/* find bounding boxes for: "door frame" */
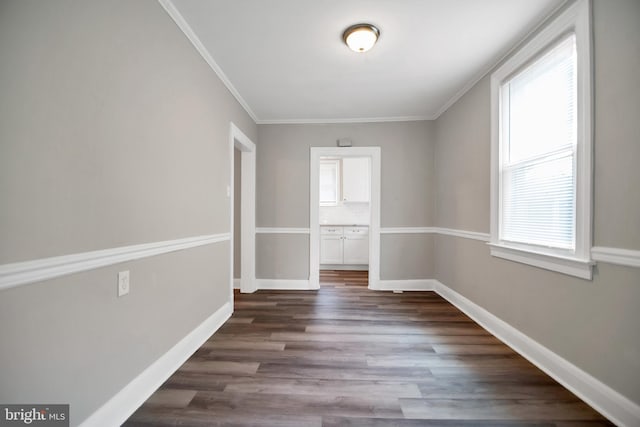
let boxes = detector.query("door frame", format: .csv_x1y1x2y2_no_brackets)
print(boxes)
309,147,381,290
229,123,256,297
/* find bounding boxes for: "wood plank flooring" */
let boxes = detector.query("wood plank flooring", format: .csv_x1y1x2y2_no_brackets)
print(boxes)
124,270,612,426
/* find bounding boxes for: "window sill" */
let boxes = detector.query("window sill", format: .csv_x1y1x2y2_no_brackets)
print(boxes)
488,242,594,280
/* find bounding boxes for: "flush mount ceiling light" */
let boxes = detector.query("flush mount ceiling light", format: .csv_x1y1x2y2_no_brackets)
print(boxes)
342,23,380,53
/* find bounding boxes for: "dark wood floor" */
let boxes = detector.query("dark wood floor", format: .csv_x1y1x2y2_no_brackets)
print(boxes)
124,270,611,426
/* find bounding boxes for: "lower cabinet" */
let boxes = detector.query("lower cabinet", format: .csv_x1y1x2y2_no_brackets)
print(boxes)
320,226,369,265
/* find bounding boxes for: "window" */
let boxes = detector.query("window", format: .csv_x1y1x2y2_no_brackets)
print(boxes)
319,159,340,206
490,0,592,279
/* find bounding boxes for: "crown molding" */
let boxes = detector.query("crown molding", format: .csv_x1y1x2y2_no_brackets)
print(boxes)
159,0,569,125
432,0,570,120
256,115,434,125
158,0,258,122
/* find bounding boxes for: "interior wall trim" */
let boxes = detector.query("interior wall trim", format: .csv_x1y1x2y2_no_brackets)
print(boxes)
157,0,258,122
380,226,490,242
79,301,232,427
431,0,568,119
591,246,640,268
434,280,640,427
382,227,639,269
0,233,230,291
380,227,436,234
434,227,491,242
256,227,311,234
256,116,434,125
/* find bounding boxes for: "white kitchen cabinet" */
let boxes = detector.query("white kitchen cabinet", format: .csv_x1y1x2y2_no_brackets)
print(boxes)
342,157,370,203
343,227,369,264
320,227,344,264
320,226,368,266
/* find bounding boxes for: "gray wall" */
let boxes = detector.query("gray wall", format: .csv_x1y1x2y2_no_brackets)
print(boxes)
0,0,256,424
256,121,436,280
433,0,640,405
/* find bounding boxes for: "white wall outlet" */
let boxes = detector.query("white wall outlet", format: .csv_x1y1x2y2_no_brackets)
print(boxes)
226,185,231,197
117,270,130,297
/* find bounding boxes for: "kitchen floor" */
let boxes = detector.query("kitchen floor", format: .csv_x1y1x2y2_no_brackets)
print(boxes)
124,271,611,426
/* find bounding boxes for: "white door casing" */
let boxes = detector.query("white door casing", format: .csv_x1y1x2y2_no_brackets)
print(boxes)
310,147,381,290
229,123,256,296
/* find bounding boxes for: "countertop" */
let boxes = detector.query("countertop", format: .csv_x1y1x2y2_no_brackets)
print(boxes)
320,224,369,227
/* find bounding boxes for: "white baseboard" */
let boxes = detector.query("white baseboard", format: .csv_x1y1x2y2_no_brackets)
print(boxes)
433,280,640,427
256,279,318,290
79,301,232,427
373,279,437,291
320,265,368,271
233,278,240,289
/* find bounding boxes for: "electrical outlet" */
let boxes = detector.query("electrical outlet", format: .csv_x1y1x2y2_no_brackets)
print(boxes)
118,270,130,297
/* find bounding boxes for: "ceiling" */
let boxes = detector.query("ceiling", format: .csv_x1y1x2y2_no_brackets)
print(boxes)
166,0,565,123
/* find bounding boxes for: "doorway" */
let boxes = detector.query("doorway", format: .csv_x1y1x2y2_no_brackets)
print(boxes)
310,147,381,290
229,123,256,298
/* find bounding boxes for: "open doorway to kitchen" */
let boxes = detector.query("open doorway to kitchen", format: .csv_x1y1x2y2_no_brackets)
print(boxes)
310,147,381,290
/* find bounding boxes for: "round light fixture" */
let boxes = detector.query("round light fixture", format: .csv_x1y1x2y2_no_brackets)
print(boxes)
342,23,380,53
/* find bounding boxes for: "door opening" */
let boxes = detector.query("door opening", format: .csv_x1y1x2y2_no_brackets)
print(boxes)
310,147,381,290
229,123,256,299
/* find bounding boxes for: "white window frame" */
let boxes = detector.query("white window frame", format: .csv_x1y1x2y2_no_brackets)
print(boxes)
319,158,341,206
489,0,593,279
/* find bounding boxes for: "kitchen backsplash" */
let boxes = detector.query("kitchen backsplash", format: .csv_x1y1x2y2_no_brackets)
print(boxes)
320,202,370,225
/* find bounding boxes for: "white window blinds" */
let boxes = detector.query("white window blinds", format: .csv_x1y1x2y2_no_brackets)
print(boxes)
500,34,578,251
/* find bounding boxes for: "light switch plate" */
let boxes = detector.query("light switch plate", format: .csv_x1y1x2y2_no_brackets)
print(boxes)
118,270,130,297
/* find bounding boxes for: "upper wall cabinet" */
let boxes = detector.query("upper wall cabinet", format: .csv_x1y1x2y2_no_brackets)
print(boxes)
342,157,370,203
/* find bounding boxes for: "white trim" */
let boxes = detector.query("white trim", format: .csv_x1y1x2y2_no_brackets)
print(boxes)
157,0,567,126
79,301,232,427
256,227,311,234
310,147,381,291
0,233,229,291
157,0,258,122
320,265,368,271
592,247,640,268
229,122,257,295
233,278,240,289
380,227,435,234
434,227,490,242
379,226,490,242
373,279,437,291
434,280,640,427
256,279,317,291
490,0,593,279
426,229,639,269
431,1,569,120
489,243,593,279
256,115,433,125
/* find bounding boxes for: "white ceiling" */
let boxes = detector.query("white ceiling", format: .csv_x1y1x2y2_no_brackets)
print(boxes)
166,0,565,123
